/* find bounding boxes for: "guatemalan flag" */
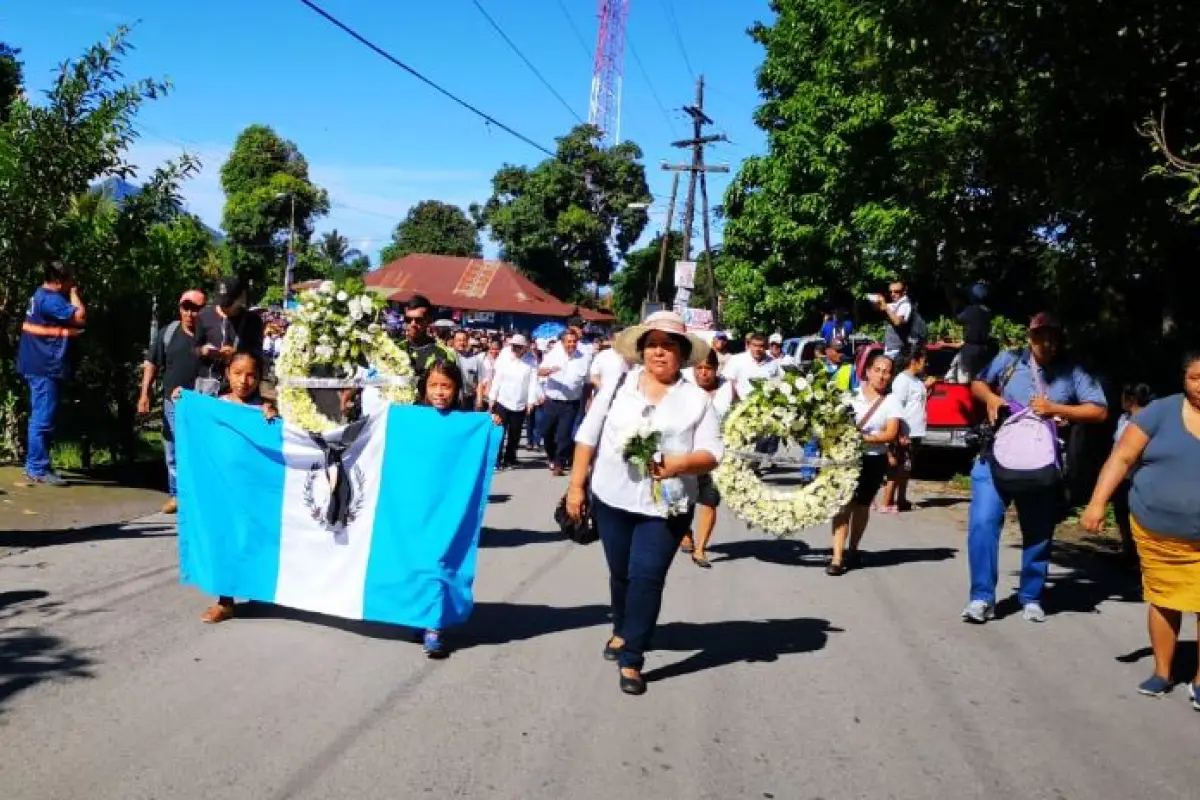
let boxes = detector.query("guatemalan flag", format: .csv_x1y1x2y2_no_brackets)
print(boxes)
174,393,502,629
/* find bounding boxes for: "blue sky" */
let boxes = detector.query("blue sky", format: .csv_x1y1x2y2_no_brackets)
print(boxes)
4,0,771,263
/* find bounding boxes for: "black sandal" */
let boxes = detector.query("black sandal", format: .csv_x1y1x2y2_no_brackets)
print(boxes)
825,561,848,577
603,637,622,661
619,669,647,696
692,554,712,569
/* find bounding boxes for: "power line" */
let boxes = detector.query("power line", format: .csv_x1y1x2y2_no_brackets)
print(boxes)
297,0,554,157
469,0,583,123
553,0,593,62
657,0,696,80
627,38,680,137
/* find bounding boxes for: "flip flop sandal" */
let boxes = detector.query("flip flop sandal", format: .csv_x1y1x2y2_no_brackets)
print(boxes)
679,540,695,554
692,554,712,569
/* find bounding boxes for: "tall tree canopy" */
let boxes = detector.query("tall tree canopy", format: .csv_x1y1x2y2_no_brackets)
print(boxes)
220,124,329,300
722,0,1200,360
473,124,651,300
379,200,481,265
0,43,22,122
0,28,211,462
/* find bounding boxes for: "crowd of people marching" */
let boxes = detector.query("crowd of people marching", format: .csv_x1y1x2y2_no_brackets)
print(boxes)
14,264,1200,707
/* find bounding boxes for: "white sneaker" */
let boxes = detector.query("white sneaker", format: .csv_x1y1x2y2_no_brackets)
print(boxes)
1021,602,1046,623
961,600,994,624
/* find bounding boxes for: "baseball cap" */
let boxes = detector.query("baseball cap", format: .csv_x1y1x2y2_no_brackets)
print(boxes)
1028,312,1062,332
215,276,245,307
713,331,728,340
510,334,529,347
769,333,784,345
179,289,206,307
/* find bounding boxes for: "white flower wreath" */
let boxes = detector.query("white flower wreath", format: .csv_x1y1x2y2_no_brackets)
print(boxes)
715,367,864,537
275,280,417,432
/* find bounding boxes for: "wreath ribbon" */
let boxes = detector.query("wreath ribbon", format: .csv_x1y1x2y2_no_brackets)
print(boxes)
308,419,368,530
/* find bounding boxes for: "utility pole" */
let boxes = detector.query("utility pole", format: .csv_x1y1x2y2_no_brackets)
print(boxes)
651,171,681,312
652,74,728,325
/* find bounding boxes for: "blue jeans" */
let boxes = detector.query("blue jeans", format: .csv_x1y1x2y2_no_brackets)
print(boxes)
593,498,688,670
967,458,1059,606
24,375,60,478
526,405,545,448
163,396,178,496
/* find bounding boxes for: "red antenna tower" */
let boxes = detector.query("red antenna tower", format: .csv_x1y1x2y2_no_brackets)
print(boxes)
588,0,630,146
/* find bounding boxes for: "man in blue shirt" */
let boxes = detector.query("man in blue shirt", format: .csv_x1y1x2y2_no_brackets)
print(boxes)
962,313,1107,624
16,261,87,486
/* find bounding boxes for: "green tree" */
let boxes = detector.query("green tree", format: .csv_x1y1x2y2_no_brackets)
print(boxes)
220,124,329,301
610,232,681,324
723,0,1200,359
473,124,651,300
379,200,481,265
0,43,22,122
0,28,207,463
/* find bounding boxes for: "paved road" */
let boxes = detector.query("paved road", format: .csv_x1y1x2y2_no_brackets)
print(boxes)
1,463,1196,800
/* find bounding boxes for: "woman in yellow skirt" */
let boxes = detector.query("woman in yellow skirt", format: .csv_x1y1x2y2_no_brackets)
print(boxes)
1083,351,1200,709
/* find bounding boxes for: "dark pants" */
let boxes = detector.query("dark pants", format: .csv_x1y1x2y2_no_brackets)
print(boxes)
496,406,526,466
543,398,581,467
594,498,688,670
960,343,992,380
1112,479,1136,563
24,375,60,478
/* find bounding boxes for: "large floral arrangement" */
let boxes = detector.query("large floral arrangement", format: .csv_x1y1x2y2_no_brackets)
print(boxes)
715,367,863,537
275,279,416,432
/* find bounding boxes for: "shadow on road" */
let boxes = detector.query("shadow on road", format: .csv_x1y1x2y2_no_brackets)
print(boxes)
238,600,612,648
1116,641,1199,684
709,539,956,570
488,494,512,504
644,617,841,683
0,522,176,550
478,526,563,548
463,602,611,646
995,540,1142,620
0,622,96,713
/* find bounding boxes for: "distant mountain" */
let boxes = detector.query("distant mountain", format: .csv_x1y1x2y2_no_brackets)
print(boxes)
91,177,225,243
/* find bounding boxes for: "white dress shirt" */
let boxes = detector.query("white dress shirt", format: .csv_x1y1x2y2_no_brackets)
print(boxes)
889,370,928,438
589,348,629,392
852,387,903,455
488,354,541,412
576,367,724,518
721,351,782,400
542,347,591,402
682,369,734,421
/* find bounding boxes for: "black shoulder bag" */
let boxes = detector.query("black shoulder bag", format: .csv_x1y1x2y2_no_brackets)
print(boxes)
554,371,631,545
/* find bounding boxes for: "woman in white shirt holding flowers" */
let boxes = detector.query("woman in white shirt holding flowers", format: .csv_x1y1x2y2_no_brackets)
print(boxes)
567,311,723,696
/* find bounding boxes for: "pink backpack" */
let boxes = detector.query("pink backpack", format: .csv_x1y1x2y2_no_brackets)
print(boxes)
985,353,1064,492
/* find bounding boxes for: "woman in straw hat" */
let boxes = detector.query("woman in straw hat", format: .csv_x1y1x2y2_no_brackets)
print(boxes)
567,311,725,696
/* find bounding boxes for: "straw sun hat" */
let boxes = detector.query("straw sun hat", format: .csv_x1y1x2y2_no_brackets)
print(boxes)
613,310,711,368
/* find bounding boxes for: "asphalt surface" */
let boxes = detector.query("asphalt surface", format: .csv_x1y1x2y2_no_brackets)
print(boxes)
1,461,1197,800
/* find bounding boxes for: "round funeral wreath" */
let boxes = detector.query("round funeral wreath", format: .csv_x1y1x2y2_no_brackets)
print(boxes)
275,280,416,432
714,367,864,537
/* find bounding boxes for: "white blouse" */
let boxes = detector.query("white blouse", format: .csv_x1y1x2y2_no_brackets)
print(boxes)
851,387,903,455
576,367,724,518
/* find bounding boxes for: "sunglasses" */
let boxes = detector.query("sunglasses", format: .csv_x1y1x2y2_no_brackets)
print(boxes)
405,315,428,325
180,302,203,312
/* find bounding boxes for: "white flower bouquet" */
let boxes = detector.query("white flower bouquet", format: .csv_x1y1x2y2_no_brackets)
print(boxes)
617,420,689,517
715,366,863,537
276,278,416,432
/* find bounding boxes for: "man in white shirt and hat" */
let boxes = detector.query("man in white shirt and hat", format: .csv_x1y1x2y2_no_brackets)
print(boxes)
488,333,542,470
539,328,592,475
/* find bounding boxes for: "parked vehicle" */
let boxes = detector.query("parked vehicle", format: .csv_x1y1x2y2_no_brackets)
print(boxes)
857,342,982,451
785,334,874,366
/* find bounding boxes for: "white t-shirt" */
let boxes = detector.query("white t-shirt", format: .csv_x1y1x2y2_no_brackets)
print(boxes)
890,370,928,438
851,387,902,455
722,351,782,400
576,367,724,518
590,348,629,392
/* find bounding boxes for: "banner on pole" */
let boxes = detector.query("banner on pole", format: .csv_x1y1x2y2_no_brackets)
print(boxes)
674,260,696,290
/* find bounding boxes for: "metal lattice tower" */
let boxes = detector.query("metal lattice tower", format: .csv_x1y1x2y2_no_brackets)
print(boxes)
588,0,629,146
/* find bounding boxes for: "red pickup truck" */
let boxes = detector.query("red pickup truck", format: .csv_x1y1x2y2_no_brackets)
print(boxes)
856,342,983,451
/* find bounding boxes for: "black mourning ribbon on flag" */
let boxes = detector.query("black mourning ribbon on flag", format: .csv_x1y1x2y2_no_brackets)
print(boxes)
308,418,368,530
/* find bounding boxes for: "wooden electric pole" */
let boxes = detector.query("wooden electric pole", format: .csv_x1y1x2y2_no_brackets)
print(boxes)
649,74,728,324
